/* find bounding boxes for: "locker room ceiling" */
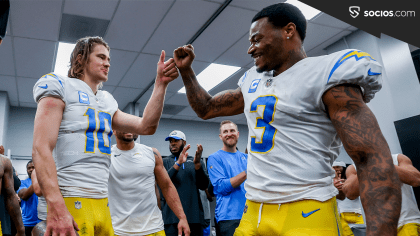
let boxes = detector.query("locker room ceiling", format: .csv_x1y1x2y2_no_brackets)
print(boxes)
1,0,418,125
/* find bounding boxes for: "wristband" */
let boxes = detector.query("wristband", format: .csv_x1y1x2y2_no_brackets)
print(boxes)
175,162,181,167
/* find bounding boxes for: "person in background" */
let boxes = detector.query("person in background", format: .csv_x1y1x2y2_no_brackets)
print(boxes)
17,160,41,236
207,121,247,236
343,154,420,236
333,161,363,236
161,130,209,236
0,145,25,236
108,130,189,236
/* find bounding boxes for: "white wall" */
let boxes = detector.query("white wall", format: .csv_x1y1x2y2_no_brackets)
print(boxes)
7,106,36,157
378,34,420,121
0,91,10,146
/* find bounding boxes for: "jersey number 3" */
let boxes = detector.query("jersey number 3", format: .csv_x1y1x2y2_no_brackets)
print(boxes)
250,95,277,154
84,108,112,154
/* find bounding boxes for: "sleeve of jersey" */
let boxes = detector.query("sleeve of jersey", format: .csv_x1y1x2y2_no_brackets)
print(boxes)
237,70,250,89
33,73,65,103
323,50,383,104
207,154,234,196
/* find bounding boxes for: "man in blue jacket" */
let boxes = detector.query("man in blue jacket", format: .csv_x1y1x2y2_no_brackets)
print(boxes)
207,120,247,236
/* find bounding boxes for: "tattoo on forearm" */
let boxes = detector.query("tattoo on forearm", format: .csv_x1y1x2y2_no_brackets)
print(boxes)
181,72,242,117
328,85,401,235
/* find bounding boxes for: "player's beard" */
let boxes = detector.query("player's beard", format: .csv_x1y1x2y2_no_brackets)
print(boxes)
223,137,238,148
170,143,185,157
120,133,138,143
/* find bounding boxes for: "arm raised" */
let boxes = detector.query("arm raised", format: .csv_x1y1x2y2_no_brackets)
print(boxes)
323,84,401,236
112,50,179,135
174,45,244,119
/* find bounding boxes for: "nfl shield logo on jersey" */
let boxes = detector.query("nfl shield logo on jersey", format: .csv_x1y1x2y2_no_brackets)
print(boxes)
265,78,273,88
75,201,82,209
78,91,90,104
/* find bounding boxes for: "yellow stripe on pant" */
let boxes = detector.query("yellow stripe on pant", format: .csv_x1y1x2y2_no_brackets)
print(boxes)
234,197,343,236
63,197,114,236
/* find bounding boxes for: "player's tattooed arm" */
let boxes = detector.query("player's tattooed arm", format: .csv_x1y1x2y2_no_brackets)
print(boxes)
183,74,244,120
174,45,244,119
323,84,401,236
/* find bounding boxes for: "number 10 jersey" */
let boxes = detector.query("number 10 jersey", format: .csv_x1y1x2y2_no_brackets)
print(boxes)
238,49,383,204
34,73,118,198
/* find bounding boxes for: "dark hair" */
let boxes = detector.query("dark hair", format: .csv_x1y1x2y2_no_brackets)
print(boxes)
252,3,307,42
26,160,33,168
68,36,110,78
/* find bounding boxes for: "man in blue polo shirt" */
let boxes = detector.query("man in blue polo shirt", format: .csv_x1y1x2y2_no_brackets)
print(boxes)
207,120,247,236
17,160,41,236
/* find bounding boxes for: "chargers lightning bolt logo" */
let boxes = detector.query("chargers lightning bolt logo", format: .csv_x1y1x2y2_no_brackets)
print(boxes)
327,50,375,83
40,73,63,88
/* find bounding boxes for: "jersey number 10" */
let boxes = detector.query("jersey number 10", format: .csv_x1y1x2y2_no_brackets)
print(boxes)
84,108,113,155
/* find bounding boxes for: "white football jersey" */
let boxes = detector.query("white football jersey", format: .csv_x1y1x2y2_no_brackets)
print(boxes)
337,197,363,214
238,49,382,203
391,154,420,228
33,73,118,198
109,143,164,235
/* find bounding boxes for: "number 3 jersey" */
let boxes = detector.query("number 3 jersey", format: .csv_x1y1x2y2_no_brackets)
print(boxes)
33,73,118,198
238,49,383,204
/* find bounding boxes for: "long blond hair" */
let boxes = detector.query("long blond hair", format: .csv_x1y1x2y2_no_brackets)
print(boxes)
68,36,110,79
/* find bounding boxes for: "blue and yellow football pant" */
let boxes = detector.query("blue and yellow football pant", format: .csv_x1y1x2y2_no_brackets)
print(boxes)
397,223,420,236
234,197,343,236
64,197,114,236
340,212,364,236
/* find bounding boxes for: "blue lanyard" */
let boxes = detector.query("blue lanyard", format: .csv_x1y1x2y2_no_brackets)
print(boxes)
174,157,184,169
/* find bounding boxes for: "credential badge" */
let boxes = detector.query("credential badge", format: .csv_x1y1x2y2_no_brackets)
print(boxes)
75,201,82,209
